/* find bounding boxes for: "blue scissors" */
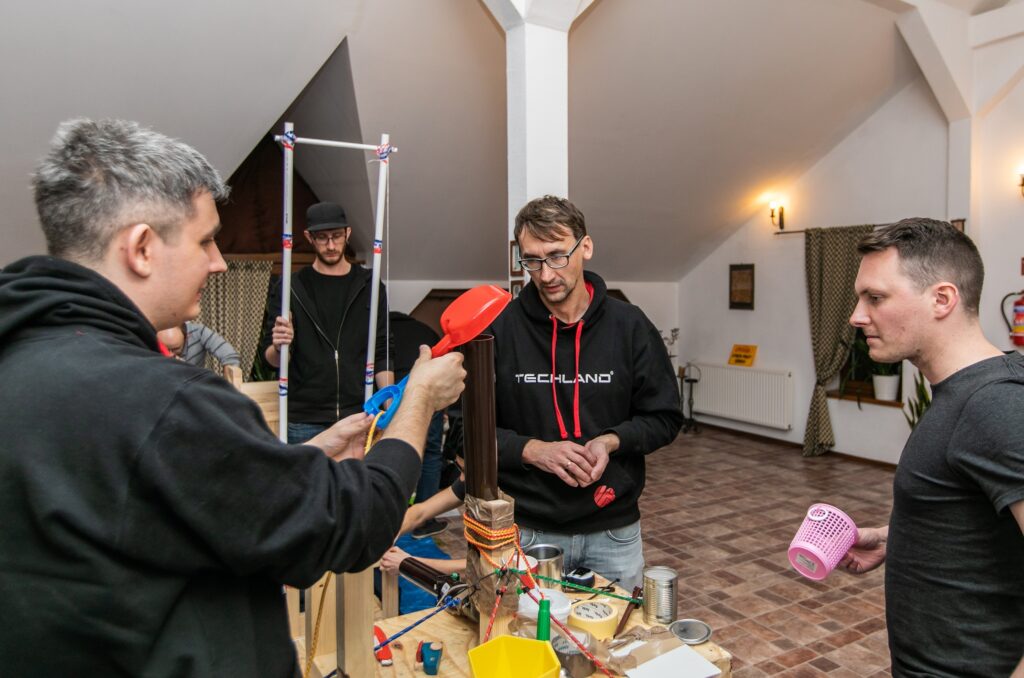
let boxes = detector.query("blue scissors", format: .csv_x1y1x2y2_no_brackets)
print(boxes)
363,285,511,428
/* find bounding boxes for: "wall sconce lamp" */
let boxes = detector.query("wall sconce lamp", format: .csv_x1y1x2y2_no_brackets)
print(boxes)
1017,167,1024,198
769,201,785,230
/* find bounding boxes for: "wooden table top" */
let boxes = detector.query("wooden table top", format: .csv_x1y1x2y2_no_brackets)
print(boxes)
372,583,732,677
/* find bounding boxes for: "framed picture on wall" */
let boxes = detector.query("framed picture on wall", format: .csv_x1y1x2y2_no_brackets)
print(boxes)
950,218,966,232
729,264,754,310
510,240,522,276
510,280,523,299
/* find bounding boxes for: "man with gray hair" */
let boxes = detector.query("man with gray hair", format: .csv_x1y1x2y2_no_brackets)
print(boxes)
838,218,1024,677
0,119,466,676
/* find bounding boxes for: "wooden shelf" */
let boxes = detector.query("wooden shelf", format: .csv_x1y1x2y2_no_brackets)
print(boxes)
826,389,903,409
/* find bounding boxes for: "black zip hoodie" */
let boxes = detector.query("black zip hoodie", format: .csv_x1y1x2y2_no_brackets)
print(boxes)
491,271,682,533
0,256,419,677
260,265,393,423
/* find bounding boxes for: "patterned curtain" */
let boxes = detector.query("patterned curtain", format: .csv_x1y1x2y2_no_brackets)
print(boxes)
196,259,273,379
803,225,875,457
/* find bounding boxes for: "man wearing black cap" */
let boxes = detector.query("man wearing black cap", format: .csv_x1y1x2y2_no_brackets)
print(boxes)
261,201,394,444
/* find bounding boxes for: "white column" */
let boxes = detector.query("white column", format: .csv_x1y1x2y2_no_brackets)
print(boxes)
481,0,595,287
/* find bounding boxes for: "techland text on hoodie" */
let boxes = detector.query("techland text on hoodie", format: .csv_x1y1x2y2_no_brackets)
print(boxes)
0,256,420,677
490,271,682,535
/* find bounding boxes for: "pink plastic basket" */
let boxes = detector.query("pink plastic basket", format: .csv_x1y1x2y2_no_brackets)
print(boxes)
787,503,858,581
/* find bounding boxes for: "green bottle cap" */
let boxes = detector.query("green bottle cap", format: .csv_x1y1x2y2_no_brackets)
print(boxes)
536,599,551,641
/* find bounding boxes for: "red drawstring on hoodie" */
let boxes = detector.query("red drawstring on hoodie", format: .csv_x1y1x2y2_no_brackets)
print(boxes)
549,316,585,439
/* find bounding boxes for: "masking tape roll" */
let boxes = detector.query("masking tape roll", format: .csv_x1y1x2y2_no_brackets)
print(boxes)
568,601,618,640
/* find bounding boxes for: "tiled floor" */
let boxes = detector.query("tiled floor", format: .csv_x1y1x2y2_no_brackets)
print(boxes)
435,426,896,677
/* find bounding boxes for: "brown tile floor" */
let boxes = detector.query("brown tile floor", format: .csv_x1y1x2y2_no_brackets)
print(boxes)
435,427,895,677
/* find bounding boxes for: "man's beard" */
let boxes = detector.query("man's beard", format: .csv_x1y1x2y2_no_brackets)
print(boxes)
315,249,345,266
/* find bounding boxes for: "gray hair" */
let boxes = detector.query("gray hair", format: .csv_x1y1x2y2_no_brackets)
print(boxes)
32,118,229,262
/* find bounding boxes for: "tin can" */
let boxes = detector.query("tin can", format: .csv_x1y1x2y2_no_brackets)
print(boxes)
642,566,678,624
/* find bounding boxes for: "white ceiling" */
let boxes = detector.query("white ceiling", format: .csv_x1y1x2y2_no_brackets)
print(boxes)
0,0,1003,282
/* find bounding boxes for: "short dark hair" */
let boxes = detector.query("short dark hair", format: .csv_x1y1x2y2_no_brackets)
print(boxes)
514,195,587,243
32,118,229,263
857,218,984,316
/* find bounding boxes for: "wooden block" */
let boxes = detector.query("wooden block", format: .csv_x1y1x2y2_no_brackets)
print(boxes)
380,568,399,619
238,380,280,436
303,573,337,667
337,569,374,678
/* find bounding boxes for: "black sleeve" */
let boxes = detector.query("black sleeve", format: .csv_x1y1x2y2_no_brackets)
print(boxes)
602,317,683,456
451,477,466,501
258,275,283,369
120,373,420,587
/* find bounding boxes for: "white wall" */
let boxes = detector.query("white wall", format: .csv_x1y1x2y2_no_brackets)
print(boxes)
677,76,948,463
976,76,1024,349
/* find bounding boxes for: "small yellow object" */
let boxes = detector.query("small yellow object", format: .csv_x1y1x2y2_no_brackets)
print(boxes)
728,344,758,367
468,636,560,678
568,600,618,640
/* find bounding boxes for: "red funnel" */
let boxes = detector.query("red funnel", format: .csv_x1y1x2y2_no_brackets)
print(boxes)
431,285,512,357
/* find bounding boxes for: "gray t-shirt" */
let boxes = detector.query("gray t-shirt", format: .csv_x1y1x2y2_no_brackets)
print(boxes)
887,352,1024,677
182,321,240,368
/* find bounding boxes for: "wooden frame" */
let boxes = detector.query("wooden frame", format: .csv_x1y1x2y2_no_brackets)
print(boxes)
950,218,966,232
729,264,754,310
509,240,521,276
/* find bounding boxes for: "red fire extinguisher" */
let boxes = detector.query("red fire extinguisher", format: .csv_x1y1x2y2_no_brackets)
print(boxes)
1003,291,1024,347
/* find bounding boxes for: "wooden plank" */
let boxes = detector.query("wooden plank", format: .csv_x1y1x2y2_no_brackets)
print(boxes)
381,569,400,619
238,380,280,435
304,573,337,668
338,569,375,677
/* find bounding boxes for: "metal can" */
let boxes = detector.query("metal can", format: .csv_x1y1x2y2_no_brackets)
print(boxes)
642,566,678,624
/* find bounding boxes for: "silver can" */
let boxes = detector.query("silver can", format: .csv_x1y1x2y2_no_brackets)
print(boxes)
642,566,678,624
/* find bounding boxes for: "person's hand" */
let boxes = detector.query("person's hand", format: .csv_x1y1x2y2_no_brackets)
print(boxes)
380,546,409,575
308,412,373,461
582,434,617,483
838,525,888,575
271,316,294,352
523,440,601,487
404,346,466,412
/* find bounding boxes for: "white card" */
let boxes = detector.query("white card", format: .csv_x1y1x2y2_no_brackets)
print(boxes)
624,644,721,678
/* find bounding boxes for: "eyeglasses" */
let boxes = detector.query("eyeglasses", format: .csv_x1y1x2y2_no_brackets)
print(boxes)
310,230,347,244
518,236,585,272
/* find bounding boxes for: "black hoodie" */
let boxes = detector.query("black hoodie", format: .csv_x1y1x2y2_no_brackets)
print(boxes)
0,256,420,677
491,271,682,534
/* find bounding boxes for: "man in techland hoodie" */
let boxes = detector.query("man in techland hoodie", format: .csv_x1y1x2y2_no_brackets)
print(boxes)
490,195,682,590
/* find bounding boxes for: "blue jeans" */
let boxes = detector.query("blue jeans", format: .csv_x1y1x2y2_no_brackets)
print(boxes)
414,411,445,503
518,520,645,591
287,421,327,445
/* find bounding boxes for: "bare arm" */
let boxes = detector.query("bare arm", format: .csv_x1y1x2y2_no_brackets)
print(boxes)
380,546,465,576
375,370,395,390
400,486,463,536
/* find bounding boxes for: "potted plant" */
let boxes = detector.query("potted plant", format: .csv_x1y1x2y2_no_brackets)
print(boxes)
904,370,932,429
839,331,901,403
871,360,901,401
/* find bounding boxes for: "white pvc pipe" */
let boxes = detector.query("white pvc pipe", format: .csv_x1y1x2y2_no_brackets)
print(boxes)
276,123,295,443
273,134,381,152
363,133,391,400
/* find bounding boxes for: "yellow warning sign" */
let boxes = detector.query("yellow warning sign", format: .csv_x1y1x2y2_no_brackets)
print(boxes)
728,344,758,367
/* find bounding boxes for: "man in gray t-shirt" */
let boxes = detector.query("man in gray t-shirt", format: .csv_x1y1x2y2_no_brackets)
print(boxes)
158,321,240,368
838,218,1024,677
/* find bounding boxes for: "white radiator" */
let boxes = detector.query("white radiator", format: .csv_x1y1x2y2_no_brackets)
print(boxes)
687,363,793,430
